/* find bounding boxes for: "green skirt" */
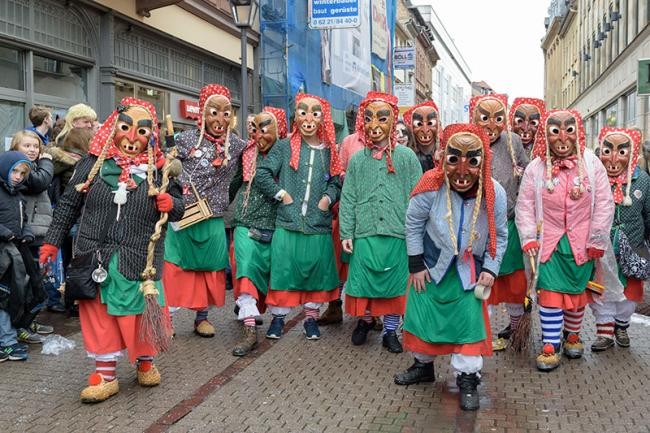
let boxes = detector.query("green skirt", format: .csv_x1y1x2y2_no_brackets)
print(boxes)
499,219,525,276
164,217,228,271
270,228,339,291
537,235,594,294
100,254,165,316
403,263,486,344
346,236,408,299
233,226,271,295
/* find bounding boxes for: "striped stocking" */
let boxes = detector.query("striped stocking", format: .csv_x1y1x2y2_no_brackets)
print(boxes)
563,307,585,334
540,306,563,349
596,321,615,339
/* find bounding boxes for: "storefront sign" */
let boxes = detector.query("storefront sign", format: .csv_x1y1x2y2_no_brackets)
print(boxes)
394,46,416,70
309,0,360,29
179,100,200,120
638,58,650,96
395,83,415,107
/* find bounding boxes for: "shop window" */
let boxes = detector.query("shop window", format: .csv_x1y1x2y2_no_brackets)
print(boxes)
625,90,637,126
33,54,87,101
605,102,618,126
0,100,24,151
136,84,168,121
0,46,23,90
115,80,135,104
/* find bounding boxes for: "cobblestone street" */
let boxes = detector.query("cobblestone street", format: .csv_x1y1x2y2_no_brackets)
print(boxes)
2,298,650,433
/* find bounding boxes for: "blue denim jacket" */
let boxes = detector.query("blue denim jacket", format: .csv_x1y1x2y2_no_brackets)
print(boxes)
405,180,508,291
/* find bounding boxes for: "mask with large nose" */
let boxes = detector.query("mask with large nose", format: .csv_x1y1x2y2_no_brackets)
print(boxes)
113,106,153,157
512,104,541,146
363,101,394,146
546,111,578,158
473,98,506,144
444,132,484,193
295,97,323,138
204,95,232,138
600,132,631,177
254,112,279,153
411,106,438,147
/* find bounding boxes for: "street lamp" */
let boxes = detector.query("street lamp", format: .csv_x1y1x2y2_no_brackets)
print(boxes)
229,0,259,139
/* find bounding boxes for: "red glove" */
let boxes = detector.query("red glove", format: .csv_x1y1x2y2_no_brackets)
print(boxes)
522,240,540,253
39,243,58,265
587,247,605,259
156,193,174,213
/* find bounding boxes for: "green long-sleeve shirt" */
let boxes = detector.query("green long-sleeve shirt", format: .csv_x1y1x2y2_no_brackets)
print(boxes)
230,154,278,231
254,139,342,234
339,145,422,240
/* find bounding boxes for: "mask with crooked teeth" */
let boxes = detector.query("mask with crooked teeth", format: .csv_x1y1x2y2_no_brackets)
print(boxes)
512,104,541,146
411,106,438,148
204,95,232,137
363,101,394,145
295,97,323,138
599,132,631,178
254,112,279,153
113,106,153,157
546,111,578,158
444,131,483,193
473,98,506,144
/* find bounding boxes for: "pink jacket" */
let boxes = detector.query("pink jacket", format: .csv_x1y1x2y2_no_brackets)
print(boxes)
515,150,613,265
339,132,365,173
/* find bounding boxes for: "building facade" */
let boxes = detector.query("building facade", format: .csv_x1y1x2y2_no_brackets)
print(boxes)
543,0,650,147
394,0,437,107
410,1,472,126
259,0,396,139
0,0,259,144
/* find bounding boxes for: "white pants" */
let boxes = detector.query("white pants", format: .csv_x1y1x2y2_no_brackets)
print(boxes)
268,303,322,316
413,352,483,375
590,300,637,324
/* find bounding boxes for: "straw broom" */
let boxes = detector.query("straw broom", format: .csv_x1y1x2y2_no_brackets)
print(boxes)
139,145,181,352
510,255,537,353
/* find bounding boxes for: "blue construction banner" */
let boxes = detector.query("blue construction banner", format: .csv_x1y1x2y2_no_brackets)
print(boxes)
309,0,360,29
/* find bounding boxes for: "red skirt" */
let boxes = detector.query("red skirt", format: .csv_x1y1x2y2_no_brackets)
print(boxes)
331,203,349,282
230,238,267,314
402,302,492,356
487,269,527,305
537,289,593,310
79,295,166,363
625,278,644,302
344,294,405,316
162,261,226,310
265,288,341,308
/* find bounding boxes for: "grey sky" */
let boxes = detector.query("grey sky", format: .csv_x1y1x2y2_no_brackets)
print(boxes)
428,0,548,100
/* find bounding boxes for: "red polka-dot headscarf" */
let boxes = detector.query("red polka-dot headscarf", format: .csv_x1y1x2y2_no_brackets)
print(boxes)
79,97,163,193
354,91,399,173
599,126,642,206
509,97,546,127
242,106,288,182
411,123,498,259
290,93,342,177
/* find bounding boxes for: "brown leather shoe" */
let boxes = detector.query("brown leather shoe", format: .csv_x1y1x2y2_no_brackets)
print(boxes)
194,320,216,338
80,374,119,403
317,300,342,325
232,326,258,356
137,364,161,387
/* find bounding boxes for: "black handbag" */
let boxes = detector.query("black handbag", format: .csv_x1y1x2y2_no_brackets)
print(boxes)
64,204,116,302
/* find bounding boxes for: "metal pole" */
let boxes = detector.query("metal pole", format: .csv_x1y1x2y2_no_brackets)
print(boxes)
240,26,248,139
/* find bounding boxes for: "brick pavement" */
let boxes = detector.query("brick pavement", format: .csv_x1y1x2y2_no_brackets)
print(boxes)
2,299,650,433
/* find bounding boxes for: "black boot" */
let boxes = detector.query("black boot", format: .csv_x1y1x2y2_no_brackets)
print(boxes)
351,319,373,345
382,330,403,353
394,360,435,385
456,372,481,411
497,324,512,339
